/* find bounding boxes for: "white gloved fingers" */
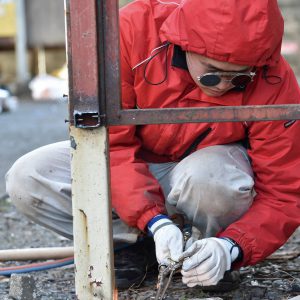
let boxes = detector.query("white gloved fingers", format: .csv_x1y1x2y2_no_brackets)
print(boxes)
182,244,213,271
182,255,214,274
154,238,170,265
182,256,217,281
182,261,226,287
153,222,184,265
195,265,225,286
182,263,222,286
180,238,233,288
181,257,215,277
182,238,231,272
179,239,207,261
169,233,184,262
184,272,221,287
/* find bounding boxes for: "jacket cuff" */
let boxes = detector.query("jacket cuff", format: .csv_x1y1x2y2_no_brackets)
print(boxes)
136,207,166,231
147,214,170,228
217,229,254,268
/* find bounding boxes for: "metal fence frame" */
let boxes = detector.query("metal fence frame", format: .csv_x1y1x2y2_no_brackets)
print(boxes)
66,0,300,298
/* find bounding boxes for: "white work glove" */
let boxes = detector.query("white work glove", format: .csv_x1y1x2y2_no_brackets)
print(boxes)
148,215,184,265
179,237,240,287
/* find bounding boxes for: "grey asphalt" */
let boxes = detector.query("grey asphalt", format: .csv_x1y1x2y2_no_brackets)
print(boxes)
0,99,69,196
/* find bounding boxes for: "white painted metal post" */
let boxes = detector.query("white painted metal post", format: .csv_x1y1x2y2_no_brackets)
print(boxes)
70,126,114,300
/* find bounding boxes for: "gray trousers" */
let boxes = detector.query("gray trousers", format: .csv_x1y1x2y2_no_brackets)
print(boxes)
5,141,256,244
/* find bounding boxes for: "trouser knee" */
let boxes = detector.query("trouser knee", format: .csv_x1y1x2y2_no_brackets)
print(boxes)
167,144,256,237
6,142,73,239
5,141,140,243
6,153,38,217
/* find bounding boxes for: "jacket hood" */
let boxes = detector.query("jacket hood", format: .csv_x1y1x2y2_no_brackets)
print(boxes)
159,0,284,67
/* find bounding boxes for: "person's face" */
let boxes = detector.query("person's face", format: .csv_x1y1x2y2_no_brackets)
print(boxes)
186,51,252,97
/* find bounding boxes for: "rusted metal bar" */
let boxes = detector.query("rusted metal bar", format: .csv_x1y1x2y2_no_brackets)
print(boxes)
107,104,300,125
67,0,103,128
101,0,122,121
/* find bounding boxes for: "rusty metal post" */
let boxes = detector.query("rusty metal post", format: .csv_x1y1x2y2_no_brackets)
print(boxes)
65,0,115,299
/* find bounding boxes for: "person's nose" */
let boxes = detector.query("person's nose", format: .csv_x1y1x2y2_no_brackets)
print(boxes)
216,79,233,90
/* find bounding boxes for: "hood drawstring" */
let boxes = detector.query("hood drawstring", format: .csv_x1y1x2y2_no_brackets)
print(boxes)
132,43,170,71
262,65,282,85
144,42,170,85
132,42,171,86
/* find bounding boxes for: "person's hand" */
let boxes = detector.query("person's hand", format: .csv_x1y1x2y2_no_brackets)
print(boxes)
179,237,237,287
148,215,184,265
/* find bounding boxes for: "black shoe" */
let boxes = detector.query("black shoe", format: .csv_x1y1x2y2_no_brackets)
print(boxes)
114,237,157,290
198,271,241,292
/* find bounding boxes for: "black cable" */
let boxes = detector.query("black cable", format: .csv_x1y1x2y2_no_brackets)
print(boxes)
262,65,282,85
143,42,171,85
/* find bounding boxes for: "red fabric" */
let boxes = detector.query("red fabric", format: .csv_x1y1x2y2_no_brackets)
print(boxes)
159,0,284,67
109,0,300,266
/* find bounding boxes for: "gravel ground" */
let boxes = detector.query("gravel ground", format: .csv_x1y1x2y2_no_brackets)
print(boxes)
0,99,69,196
0,197,299,300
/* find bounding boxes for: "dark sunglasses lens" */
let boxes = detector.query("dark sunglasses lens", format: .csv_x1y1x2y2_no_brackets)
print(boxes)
199,74,221,86
231,75,251,87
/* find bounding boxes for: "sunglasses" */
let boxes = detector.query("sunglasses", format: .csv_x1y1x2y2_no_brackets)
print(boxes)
197,71,256,87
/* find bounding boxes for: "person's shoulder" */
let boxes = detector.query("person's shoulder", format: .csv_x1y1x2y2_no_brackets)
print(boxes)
120,0,152,22
244,56,300,106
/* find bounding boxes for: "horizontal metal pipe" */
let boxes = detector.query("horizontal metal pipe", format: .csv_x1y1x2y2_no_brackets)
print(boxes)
0,247,74,261
107,104,300,125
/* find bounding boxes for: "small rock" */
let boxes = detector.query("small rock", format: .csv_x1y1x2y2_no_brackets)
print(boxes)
290,283,300,293
272,279,284,288
262,280,272,285
9,274,36,300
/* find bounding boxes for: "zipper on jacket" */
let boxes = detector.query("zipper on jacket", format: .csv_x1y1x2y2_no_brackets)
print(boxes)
179,127,212,160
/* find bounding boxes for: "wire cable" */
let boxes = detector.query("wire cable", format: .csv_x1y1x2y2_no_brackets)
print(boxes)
0,239,149,276
0,257,74,276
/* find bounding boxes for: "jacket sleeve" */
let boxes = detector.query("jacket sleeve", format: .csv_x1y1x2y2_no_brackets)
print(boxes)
219,60,300,266
108,9,165,231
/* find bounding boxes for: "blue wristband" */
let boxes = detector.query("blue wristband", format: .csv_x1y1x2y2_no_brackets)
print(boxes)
147,214,170,232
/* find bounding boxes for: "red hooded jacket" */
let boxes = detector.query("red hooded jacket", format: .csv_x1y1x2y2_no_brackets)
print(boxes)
109,0,300,266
